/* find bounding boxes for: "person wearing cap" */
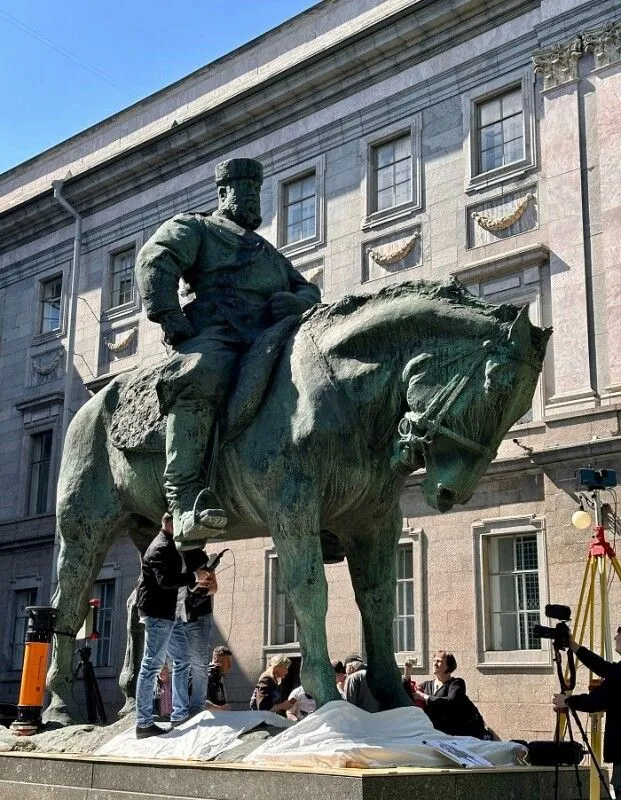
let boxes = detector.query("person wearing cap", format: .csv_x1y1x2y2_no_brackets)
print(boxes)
135,158,321,548
249,654,296,714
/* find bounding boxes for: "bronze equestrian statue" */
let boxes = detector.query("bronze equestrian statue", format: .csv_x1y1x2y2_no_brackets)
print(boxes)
135,158,320,546
45,158,550,724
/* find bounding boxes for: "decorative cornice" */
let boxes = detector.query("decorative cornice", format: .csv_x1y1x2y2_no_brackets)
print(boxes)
472,193,534,232
367,233,420,266
532,36,583,90
453,242,549,285
583,20,621,69
0,0,541,256
15,390,64,413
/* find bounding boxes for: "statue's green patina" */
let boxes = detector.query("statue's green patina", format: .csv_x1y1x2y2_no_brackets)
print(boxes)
46,269,550,722
134,158,321,546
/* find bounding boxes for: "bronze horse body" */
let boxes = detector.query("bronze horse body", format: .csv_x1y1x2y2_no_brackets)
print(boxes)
46,279,549,722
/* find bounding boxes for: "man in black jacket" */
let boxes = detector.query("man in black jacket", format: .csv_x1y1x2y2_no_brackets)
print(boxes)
135,513,213,738
553,628,621,796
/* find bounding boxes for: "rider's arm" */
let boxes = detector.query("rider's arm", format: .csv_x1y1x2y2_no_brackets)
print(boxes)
135,213,204,323
283,258,321,310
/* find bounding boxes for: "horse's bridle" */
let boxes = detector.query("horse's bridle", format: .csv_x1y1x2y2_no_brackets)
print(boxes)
395,344,497,466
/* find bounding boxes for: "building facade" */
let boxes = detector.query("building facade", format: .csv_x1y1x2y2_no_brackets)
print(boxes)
0,0,620,740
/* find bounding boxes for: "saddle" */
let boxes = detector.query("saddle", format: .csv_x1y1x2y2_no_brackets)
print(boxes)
109,316,299,453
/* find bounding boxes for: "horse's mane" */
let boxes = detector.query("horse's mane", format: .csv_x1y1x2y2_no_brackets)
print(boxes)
301,277,519,327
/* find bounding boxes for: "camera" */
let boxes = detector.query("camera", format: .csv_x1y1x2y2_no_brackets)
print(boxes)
533,604,572,650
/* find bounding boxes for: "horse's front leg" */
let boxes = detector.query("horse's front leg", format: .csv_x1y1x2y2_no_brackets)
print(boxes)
269,501,340,709
342,506,412,710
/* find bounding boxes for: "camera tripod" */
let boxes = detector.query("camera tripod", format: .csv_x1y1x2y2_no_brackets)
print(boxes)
563,489,621,799
74,646,107,725
552,644,611,800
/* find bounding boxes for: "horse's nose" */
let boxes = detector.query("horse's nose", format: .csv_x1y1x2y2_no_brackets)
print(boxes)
436,484,455,512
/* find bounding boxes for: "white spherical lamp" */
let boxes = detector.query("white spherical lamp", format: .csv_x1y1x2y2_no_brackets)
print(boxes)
572,509,592,530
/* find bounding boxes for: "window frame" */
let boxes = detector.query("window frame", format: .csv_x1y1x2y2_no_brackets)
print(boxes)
9,587,39,672
473,515,551,668
101,235,142,321
109,248,137,311
33,267,68,343
393,527,425,669
463,69,536,192
263,549,300,654
90,578,116,668
361,115,422,231
275,155,326,259
27,429,54,517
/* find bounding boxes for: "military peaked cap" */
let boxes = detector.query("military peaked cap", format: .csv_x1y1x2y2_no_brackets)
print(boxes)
215,158,263,184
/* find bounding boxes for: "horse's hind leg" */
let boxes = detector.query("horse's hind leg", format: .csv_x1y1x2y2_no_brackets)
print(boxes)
45,501,124,724
269,501,340,708
342,506,412,710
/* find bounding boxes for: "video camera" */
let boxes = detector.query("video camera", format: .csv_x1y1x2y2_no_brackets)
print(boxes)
533,604,572,650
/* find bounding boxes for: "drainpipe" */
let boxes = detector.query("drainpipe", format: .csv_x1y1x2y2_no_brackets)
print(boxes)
50,179,82,597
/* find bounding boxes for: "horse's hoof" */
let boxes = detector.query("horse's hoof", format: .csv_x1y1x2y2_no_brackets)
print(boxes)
42,704,79,728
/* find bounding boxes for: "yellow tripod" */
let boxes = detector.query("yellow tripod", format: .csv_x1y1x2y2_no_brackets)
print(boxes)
567,490,621,800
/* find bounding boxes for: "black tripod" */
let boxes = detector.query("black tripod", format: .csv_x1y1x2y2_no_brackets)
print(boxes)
74,646,107,725
552,644,611,800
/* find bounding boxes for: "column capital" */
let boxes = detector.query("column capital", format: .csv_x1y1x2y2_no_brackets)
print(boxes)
533,37,583,91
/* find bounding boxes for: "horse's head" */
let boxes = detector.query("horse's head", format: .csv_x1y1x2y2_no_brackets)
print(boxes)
395,305,551,512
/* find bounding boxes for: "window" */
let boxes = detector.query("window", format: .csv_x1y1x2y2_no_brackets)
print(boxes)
266,554,298,646
487,534,540,651
11,588,38,670
39,275,63,334
473,515,549,667
476,87,524,175
394,542,416,652
361,117,422,229
91,579,116,667
283,173,316,245
463,71,535,190
371,135,412,213
28,430,52,515
110,249,135,308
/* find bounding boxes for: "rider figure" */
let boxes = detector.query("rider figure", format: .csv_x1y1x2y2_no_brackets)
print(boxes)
135,158,321,548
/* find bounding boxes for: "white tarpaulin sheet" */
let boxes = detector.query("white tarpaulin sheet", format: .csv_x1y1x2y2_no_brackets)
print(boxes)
95,710,291,761
242,701,527,769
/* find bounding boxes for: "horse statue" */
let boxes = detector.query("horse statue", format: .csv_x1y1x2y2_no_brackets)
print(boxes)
46,278,550,722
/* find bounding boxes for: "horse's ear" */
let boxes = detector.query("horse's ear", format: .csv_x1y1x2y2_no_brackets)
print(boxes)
507,306,531,348
402,352,433,384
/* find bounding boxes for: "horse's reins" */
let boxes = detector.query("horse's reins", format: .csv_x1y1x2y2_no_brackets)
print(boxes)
396,338,503,464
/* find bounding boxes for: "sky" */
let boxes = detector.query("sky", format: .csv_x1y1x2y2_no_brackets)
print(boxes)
0,0,319,175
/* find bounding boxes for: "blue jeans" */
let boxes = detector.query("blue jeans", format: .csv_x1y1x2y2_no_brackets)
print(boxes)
185,614,213,712
135,616,191,728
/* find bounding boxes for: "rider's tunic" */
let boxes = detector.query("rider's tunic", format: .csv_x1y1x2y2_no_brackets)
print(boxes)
135,212,321,413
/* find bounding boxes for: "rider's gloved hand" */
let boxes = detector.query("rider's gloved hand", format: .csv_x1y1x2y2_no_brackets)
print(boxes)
160,311,194,346
269,291,307,321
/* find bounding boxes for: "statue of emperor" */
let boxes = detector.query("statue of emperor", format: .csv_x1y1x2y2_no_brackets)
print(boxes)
135,158,321,548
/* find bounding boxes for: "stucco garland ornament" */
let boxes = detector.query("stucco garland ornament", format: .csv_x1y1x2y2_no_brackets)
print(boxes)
33,348,64,376
367,233,420,267
472,193,534,233
106,327,137,353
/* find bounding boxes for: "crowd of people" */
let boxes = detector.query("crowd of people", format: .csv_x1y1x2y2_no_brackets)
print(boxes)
134,511,494,740
135,512,621,795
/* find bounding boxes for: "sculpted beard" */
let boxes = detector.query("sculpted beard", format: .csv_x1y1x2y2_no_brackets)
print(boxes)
227,200,262,230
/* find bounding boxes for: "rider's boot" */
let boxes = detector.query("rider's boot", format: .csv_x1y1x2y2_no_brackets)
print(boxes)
163,401,227,549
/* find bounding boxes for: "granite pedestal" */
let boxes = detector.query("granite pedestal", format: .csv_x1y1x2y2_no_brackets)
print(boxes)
0,751,592,800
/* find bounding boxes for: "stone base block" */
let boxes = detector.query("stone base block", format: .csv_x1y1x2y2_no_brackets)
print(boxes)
0,752,591,800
